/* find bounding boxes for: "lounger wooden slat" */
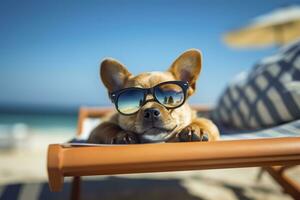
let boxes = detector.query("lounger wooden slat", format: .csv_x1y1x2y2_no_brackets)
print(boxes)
47,137,300,192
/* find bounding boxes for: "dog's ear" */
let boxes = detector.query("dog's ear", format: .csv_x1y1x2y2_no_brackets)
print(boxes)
100,58,132,92
168,49,202,96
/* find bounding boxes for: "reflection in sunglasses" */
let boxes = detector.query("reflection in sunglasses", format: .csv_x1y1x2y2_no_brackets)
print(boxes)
110,81,188,115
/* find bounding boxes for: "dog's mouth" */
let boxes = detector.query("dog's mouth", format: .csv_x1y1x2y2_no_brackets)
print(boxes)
140,125,177,142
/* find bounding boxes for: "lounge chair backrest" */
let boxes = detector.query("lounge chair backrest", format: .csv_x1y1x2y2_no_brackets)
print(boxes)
213,39,300,130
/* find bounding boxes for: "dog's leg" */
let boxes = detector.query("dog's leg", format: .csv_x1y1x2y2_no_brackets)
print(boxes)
87,122,139,144
176,118,220,142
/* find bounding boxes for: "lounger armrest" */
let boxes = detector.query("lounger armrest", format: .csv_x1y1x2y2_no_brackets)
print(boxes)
47,137,300,192
47,144,64,192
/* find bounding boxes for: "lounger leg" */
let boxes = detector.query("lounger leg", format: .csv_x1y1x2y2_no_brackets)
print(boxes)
70,176,81,200
264,166,300,200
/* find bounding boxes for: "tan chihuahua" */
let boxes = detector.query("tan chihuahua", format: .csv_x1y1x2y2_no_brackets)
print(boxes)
88,49,219,144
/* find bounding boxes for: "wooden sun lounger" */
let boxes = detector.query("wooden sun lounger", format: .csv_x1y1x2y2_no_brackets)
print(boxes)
47,106,300,200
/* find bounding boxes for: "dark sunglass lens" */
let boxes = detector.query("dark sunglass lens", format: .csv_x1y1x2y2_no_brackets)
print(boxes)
154,83,184,107
117,89,144,114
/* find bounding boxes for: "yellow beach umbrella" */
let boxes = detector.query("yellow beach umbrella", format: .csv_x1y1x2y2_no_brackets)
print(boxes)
224,5,300,48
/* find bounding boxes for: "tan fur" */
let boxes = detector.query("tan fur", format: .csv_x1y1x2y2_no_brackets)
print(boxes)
88,49,220,144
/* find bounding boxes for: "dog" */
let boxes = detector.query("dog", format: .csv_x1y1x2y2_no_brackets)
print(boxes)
88,49,219,144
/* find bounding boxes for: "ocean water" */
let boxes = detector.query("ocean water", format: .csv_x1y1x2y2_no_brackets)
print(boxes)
0,113,77,133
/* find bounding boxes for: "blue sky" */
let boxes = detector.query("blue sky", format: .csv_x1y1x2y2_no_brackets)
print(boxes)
0,0,298,110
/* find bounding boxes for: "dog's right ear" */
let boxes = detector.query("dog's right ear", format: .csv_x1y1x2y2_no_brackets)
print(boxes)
100,58,132,92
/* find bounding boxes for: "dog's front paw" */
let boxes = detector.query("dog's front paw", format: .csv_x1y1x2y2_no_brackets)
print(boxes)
112,131,139,144
177,123,209,142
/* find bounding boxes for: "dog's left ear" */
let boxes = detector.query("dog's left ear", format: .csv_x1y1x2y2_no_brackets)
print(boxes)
168,49,202,96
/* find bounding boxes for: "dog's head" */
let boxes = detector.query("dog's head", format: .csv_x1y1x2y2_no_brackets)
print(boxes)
100,49,202,142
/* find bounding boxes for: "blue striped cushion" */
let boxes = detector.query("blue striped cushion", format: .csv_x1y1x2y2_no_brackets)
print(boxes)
212,39,300,130
221,119,300,140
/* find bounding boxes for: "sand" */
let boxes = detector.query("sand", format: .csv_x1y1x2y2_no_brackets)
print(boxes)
0,130,299,200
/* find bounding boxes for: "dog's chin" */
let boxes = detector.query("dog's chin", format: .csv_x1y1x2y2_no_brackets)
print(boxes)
140,127,175,143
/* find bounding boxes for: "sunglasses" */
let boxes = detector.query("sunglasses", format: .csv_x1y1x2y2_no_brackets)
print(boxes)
109,81,189,115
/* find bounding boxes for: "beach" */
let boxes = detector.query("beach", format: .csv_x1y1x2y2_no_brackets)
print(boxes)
0,128,299,200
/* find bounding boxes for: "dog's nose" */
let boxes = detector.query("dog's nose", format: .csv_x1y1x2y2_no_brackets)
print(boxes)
143,108,161,120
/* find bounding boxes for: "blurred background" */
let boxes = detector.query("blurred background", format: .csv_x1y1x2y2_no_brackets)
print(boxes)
0,0,300,199
1,0,299,133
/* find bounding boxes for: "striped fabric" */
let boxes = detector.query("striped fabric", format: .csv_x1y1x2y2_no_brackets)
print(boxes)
212,39,300,130
220,119,300,140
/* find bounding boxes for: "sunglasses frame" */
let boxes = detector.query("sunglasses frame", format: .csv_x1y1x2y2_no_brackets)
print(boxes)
109,81,189,115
